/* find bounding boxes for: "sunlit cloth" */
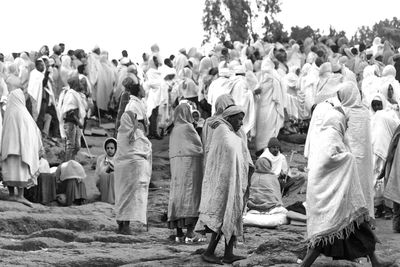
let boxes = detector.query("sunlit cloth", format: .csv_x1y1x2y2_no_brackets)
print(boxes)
227,75,256,134
259,149,288,176
1,89,42,188
27,68,44,120
60,55,77,87
58,160,86,181
380,125,400,207
168,103,203,227
195,116,246,242
58,87,86,139
96,52,116,110
144,68,162,118
306,108,368,247
255,67,285,151
362,65,380,105
114,111,152,224
338,81,375,218
208,76,232,115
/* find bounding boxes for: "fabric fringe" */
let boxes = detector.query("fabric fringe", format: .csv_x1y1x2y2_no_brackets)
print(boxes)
308,212,370,249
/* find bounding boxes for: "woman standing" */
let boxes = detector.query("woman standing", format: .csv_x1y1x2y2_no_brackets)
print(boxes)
301,104,391,267
114,110,152,235
168,103,203,243
1,89,43,207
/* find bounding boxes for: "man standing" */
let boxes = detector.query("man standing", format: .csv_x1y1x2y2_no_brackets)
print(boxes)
196,105,248,265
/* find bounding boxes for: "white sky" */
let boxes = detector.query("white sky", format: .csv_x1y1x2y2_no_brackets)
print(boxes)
0,0,399,62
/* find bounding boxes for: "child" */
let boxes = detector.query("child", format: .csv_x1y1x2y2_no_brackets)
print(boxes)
192,110,204,136
60,75,86,161
95,138,117,204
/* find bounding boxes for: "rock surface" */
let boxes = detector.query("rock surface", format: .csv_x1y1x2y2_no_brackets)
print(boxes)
0,132,399,266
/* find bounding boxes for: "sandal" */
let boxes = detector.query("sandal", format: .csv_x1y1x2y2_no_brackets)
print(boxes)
185,236,207,244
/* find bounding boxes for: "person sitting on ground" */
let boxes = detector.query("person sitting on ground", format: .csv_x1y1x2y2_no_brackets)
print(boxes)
247,157,283,213
55,160,87,206
259,138,305,196
95,137,117,204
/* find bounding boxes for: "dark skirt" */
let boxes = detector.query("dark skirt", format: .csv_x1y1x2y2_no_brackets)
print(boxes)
168,217,198,229
57,179,87,206
316,222,376,260
24,173,57,205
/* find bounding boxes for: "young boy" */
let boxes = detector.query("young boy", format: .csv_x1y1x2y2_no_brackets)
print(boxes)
61,75,86,161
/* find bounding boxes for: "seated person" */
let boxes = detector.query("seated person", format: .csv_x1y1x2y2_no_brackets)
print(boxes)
24,157,57,205
95,137,117,204
259,138,305,196
55,160,87,206
247,157,283,212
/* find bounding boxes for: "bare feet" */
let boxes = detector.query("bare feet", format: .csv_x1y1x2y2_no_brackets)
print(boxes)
222,254,246,264
15,197,33,207
8,195,17,202
201,253,223,265
370,252,395,267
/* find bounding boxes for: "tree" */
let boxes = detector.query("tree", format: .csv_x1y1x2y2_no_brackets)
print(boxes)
202,0,285,44
202,0,228,44
351,17,400,47
290,25,320,42
224,0,251,43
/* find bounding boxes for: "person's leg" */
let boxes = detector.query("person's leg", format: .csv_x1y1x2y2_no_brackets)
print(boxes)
222,235,246,263
43,113,52,137
121,221,131,235
368,251,395,267
300,248,321,267
202,231,223,265
16,187,33,207
393,202,400,233
116,220,123,234
186,224,195,238
7,186,16,200
74,124,82,158
64,122,75,161
148,107,160,138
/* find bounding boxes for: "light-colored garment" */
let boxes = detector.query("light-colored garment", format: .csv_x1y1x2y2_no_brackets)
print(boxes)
95,154,115,204
306,108,368,247
59,160,86,181
195,120,246,242
361,65,381,106
96,54,116,110
1,89,42,187
383,126,400,204
144,68,163,118
255,71,285,151
208,77,232,115
27,69,44,120
259,149,288,176
247,158,283,212
58,88,86,139
114,111,152,224
60,55,77,87
228,75,256,135
168,104,203,222
338,81,375,218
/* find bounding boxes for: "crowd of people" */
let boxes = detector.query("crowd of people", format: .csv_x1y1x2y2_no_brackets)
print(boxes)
0,33,400,265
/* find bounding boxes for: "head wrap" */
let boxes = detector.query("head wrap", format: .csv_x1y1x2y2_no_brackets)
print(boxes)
267,137,280,148
337,81,362,108
174,103,193,125
382,65,396,77
221,105,245,119
59,160,86,181
215,94,235,115
319,62,332,77
151,44,160,54
255,157,272,173
286,72,298,87
104,137,117,152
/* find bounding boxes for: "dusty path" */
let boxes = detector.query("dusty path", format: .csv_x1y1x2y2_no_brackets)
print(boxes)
0,134,399,266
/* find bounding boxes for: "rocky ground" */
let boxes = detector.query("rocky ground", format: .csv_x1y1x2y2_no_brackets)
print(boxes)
0,126,399,266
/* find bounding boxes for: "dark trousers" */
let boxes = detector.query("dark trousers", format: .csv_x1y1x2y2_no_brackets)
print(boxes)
394,202,400,233
149,106,159,136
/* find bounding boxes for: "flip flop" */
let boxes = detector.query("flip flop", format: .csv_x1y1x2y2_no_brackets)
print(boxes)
185,236,207,244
